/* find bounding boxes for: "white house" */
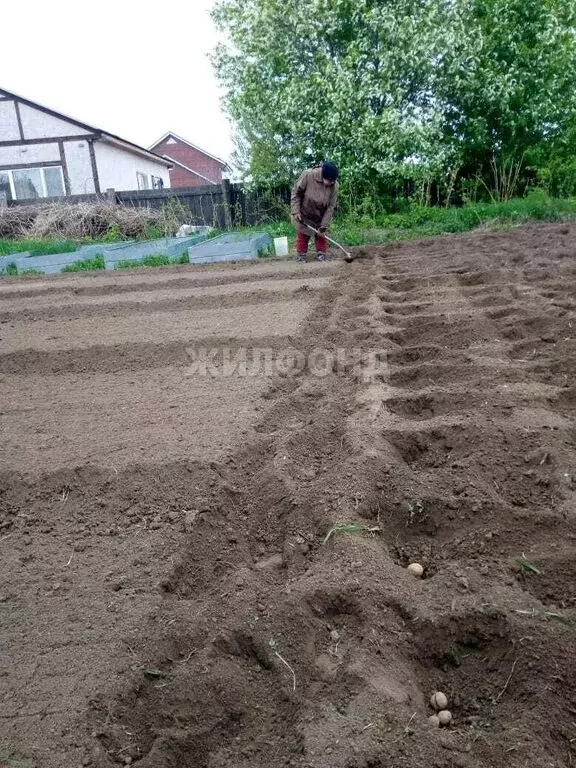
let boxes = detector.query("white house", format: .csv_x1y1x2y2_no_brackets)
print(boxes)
0,88,171,201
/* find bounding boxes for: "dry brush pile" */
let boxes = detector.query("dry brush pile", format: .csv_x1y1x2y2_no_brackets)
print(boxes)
0,201,189,240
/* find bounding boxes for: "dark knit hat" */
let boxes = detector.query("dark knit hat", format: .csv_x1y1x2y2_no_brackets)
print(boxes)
321,161,339,182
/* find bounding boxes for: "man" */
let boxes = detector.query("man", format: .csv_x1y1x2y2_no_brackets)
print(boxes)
290,161,339,262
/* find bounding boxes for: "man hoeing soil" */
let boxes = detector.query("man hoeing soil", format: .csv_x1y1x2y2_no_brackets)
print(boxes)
290,162,339,262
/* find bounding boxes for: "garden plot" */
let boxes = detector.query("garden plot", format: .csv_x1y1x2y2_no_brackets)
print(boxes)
1,227,575,768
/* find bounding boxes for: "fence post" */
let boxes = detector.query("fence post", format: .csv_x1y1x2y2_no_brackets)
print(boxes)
106,188,116,204
0,192,7,209
236,185,247,227
221,179,233,229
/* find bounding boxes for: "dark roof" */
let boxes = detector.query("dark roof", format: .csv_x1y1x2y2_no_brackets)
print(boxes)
0,86,171,167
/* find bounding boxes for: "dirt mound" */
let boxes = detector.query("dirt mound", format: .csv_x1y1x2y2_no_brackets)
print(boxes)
1,226,576,768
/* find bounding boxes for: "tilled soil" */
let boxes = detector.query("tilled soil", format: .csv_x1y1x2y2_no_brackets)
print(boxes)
1,226,576,768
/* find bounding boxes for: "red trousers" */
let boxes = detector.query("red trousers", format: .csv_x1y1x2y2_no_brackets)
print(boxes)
296,230,327,254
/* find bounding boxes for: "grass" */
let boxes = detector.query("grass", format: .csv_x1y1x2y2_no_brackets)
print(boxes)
226,190,576,251
332,190,576,246
323,523,381,545
546,612,576,626
61,254,105,272
115,253,188,269
144,667,167,679
257,244,274,258
0,260,102,277
0,251,189,277
0,217,173,260
0,263,44,277
516,554,541,575
0,237,78,257
0,226,167,261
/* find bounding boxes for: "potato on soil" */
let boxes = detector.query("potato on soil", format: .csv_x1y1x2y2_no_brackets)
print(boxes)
430,691,448,710
407,562,424,577
438,710,452,726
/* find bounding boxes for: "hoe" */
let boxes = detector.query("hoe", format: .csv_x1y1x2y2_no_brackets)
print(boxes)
304,222,353,262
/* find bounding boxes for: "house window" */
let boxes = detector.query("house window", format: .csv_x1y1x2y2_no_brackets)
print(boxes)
13,169,43,199
137,172,150,190
151,175,164,189
0,166,65,200
44,167,66,197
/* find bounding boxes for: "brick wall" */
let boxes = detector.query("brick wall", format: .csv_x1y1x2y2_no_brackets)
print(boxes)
153,137,225,186
169,166,209,188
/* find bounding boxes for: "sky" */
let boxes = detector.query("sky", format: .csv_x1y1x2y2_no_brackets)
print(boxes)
3,0,234,162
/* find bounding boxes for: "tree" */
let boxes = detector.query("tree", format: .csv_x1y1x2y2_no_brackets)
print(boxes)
212,0,576,199
213,0,453,187
437,0,576,175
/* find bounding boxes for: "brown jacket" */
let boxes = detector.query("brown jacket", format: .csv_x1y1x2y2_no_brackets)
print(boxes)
290,167,339,233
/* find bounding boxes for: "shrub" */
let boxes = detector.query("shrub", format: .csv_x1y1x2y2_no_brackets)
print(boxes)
61,255,105,272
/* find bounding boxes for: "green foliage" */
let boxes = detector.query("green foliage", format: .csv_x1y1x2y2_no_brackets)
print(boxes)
115,259,142,269
213,0,576,197
0,238,78,257
115,253,189,270
257,243,274,258
437,0,576,164
323,523,381,545
516,554,541,575
332,192,576,244
527,116,576,197
104,222,123,242
235,192,576,248
61,255,105,272
143,224,164,240
138,254,172,267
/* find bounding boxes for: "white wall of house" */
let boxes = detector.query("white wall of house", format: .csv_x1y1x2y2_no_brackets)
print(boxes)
18,103,90,140
94,141,170,192
0,101,20,141
63,140,95,194
0,143,60,166
0,90,170,198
